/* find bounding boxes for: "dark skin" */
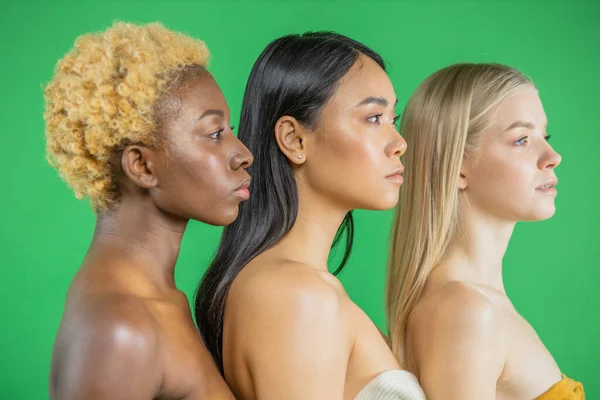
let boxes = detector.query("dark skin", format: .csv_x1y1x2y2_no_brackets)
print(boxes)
49,73,253,400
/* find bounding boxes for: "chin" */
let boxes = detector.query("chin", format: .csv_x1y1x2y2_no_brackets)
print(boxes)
380,192,401,210
218,208,240,226
195,207,239,226
366,196,399,211
524,206,556,222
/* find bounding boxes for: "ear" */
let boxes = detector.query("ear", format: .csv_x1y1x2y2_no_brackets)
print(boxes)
458,158,469,190
121,145,159,189
274,116,308,165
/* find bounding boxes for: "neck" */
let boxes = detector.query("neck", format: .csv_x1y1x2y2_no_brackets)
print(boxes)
274,180,350,273
438,198,515,292
88,195,189,290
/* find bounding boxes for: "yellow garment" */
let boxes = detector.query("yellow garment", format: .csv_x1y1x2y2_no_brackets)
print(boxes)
536,375,585,400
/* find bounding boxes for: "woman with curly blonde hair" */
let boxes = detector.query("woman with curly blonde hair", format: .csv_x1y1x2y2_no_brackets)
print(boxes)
45,22,252,400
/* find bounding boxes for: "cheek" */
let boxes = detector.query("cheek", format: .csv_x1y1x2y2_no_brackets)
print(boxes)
468,151,539,216
305,136,354,194
156,149,239,222
166,152,215,192
190,153,228,189
327,132,381,170
306,127,396,209
474,158,528,192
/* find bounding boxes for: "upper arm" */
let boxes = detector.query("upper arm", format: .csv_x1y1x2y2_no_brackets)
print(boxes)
409,286,505,400
54,302,162,400
240,273,351,400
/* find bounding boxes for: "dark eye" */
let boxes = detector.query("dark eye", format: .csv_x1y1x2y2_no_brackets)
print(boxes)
209,128,225,140
514,136,528,146
367,114,382,124
544,135,552,141
392,115,400,127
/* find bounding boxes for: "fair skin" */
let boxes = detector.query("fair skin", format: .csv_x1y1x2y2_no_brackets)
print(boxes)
50,74,252,400
223,55,407,400
406,85,563,400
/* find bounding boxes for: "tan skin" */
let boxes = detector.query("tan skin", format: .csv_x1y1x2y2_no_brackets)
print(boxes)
406,85,564,399
223,55,408,400
49,73,252,400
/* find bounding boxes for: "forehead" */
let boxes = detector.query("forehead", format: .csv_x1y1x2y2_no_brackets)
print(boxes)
175,74,228,112
329,55,395,106
491,84,546,128
156,73,229,139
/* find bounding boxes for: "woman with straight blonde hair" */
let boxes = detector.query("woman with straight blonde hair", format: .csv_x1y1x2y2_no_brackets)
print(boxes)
386,63,584,399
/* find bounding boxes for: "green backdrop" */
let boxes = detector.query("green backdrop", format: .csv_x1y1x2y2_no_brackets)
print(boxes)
1,0,598,398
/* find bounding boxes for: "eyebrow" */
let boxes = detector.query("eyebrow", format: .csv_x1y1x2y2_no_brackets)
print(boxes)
356,96,398,108
504,120,548,131
197,109,225,121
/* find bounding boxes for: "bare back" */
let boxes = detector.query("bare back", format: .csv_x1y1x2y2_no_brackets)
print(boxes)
222,250,400,400
50,259,234,400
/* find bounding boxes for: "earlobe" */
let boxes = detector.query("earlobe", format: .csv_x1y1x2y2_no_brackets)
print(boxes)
121,145,159,189
458,158,469,190
459,173,468,190
458,163,469,190
274,116,307,165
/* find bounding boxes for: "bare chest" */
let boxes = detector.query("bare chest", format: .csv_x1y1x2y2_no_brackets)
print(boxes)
494,304,562,400
344,300,400,400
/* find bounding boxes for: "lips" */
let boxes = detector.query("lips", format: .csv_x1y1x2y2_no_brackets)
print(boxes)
233,178,251,200
536,177,558,190
386,166,404,184
535,177,558,196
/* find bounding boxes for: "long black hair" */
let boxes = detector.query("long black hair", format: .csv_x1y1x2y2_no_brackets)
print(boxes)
194,32,385,372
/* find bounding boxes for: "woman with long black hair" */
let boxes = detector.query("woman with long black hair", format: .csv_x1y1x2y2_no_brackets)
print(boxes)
195,32,425,399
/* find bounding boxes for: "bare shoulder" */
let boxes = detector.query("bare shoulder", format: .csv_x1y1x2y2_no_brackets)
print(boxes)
231,259,344,319
64,269,163,346
86,294,160,348
226,260,351,399
411,281,498,335
51,294,162,399
228,259,350,350
408,281,505,395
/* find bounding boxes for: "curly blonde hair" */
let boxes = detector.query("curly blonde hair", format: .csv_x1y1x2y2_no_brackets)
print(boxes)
44,22,210,210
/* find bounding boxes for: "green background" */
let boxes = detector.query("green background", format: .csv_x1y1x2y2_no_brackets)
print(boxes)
1,0,598,398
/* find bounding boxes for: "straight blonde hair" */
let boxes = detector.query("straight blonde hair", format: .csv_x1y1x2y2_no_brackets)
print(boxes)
386,63,532,362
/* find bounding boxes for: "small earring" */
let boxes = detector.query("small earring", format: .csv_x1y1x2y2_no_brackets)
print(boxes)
297,154,302,159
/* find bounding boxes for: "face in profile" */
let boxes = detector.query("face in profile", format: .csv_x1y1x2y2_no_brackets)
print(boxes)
150,73,253,225
299,55,407,211
461,84,562,222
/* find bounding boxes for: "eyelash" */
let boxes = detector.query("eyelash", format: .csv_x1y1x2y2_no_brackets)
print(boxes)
209,125,235,139
514,135,552,146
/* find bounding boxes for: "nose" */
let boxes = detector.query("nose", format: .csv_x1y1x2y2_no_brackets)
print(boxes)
230,140,254,170
538,143,562,170
385,132,407,158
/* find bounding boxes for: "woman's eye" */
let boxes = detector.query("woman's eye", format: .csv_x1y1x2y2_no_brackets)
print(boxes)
367,114,382,124
514,136,528,146
209,128,225,139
